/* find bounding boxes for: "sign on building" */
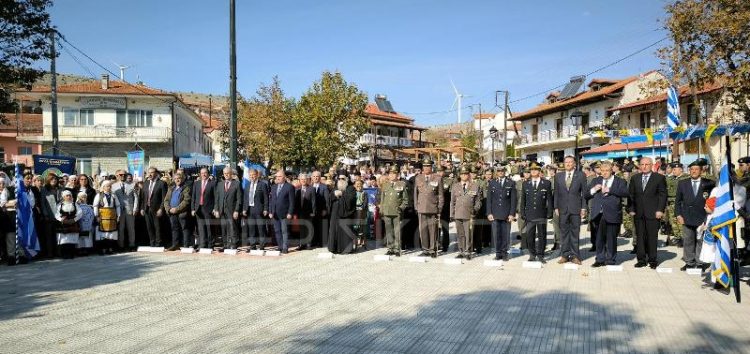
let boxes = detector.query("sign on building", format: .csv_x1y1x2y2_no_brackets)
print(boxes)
79,96,127,109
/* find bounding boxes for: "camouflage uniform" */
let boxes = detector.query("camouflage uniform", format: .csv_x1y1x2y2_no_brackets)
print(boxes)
666,172,689,241
616,172,634,238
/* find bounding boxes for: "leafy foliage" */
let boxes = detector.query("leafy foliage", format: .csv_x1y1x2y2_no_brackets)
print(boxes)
0,0,55,120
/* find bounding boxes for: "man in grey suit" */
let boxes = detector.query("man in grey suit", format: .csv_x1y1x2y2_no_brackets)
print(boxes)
113,170,137,251
553,156,587,265
192,168,216,249
243,169,269,250
213,166,243,250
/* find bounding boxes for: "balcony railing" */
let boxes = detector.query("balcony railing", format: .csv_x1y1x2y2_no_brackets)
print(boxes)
359,133,411,147
42,125,171,142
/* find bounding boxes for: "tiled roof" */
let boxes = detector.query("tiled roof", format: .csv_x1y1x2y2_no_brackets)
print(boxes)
510,74,650,121
27,80,171,96
364,103,413,124
472,113,496,120
370,118,425,130
609,82,724,112
0,113,43,134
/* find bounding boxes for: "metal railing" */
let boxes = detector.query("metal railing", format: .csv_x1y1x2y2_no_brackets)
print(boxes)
42,125,171,142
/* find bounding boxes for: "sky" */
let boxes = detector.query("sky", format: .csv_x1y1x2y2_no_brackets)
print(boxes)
48,0,670,126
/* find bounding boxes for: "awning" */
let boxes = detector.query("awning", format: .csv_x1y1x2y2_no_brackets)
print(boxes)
178,153,212,167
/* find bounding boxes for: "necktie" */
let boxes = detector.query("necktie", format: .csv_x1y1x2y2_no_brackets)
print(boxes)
533,180,537,189
463,182,467,193
249,181,255,206
200,180,206,205
693,180,699,197
565,173,572,188
642,175,648,191
225,181,230,192
147,180,154,206
277,184,282,196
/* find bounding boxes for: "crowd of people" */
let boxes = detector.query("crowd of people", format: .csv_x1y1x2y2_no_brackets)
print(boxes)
2,154,749,281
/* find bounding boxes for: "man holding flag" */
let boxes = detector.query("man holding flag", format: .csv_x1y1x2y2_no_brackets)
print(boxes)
13,163,40,264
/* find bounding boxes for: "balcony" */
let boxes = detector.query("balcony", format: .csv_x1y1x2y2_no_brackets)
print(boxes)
358,133,411,147
31,125,172,143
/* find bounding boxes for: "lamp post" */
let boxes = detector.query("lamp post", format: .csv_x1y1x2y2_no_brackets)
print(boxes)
570,111,583,169
375,136,385,168
489,126,498,165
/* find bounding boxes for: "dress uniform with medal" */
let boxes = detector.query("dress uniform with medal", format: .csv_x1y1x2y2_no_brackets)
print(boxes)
487,165,517,261
520,162,553,262
378,165,409,256
450,166,482,259
414,158,444,258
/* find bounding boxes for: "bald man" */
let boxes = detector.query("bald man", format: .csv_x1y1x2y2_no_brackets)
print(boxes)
628,157,667,269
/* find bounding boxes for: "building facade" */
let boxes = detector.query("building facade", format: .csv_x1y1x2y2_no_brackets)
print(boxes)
21,75,211,175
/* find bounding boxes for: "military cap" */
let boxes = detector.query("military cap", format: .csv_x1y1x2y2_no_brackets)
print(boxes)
388,165,399,174
739,157,750,164
658,163,667,171
459,166,470,174
493,165,507,172
529,162,542,170
421,157,434,166
436,165,445,172
695,158,709,166
688,160,702,168
546,164,558,171
670,162,684,169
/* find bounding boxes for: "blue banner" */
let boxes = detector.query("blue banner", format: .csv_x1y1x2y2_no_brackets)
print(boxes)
127,150,145,180
32,155,76,179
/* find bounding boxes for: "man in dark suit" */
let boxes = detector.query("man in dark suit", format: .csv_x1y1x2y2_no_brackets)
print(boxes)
553,155,587,265
675,160,716,271
520,162,553,262
269,170,295,254
191,167,216,249
213,167,242,250
141,167,167,247
164,173,192,251
296,173,316,250
487,166,517,261
585,161,629,266
629,157,668,269
243,168,269,250
310,171,329,248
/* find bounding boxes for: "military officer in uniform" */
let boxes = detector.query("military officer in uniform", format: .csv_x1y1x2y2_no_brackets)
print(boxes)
620,163,636,253
520,162,553,262
414,158,444,258
450,166,482,259
487,165,517,261
666,162,688,246
515,167,528,247
546,163,560,251
437,165,453,253
378,165,409,256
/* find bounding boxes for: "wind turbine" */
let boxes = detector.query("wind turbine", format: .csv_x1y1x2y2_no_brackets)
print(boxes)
450,79,468,123
112,61,135,81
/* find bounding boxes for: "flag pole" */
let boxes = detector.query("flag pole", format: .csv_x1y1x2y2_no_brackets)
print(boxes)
725,134,741,303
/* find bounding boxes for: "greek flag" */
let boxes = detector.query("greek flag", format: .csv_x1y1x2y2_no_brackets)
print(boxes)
706,161,737,288
667,86,680,131
238,159,251,190
15,163,39,258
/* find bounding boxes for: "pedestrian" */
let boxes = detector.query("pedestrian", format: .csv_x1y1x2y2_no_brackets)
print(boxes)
214,166,242,251
450,166,481,259
243,169,269,250
192,167,216,249
269,170,295,253
327,170,356,254
164,173,192,251
76,191,95,255
94,180,121,255
40,174,62,258
378,165,408,256
353,179,369,251
142,167,167,247
112,170,137,251
414,158,443,258
296,173,316,250
675,160,715,271
519,162,553,263
585,161,629,267
629,157,667,269
554,156,587,265
487,166,517,261
55,190,82,259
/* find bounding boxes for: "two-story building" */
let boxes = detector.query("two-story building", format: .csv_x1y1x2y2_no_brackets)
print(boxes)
1,96,43,166
510,71,662,164
473,111,520,161
21,75,212,175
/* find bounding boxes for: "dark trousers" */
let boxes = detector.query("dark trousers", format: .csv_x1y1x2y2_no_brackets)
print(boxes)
220,214,239,249
41,219,59,258
144,209,162,247
440,217,450,252
273,217,290,252
491,219,511,256
246,216,267,248
525,220,547,257
195,209,213,248
118,213,136,248
559,212,581,260
312,216,325,248
682,225,702,266
635,218,660,263
169,214,192,248
593,215,619,264
298,216,313,247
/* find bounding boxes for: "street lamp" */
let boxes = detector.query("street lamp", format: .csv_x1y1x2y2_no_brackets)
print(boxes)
375,135,386,168
570,110,583,169
489,126,498,165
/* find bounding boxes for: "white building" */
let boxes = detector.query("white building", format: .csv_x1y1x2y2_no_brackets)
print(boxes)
510,71,662,165
473,111,519,162
22,75,212,175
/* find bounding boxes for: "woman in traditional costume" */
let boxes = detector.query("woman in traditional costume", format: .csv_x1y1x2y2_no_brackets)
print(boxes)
93,180,121,255
55,190,82,259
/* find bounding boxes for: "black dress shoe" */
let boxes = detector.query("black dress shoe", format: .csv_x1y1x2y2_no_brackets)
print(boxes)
494,255,502,261
550,243,559,251
649,263,658,269
430,253,437,258
456,254,464,259
634,261,648,268
528,256,536,262
588,247,596,252
629,248,637,254
503,254,509,262
537,256,546,264
680,264,690,271
592,262,605,268
466,254,472,260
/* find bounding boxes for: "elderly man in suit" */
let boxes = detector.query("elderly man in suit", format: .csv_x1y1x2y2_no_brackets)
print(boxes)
243,169,269,250
269,170,295,254
414,158,444,258
629,157,668,269
310,171,329,248
554,156,588,265
296,173,316,250
192,167,216,249
585,161,629,267
113,170,138,251
141,167,167,247
213,166,242,251
487,166,517,261
164,173,192,251
675,160,716,271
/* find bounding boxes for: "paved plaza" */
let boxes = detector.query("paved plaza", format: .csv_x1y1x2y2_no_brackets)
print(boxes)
2,226,750,354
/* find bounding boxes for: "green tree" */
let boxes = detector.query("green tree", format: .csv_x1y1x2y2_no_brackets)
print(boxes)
293,71,369,168
659,0,750,120
460,129,480,162
0,0,55,120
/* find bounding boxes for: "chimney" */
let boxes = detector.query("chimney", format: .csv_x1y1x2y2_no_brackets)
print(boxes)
101,74,109,90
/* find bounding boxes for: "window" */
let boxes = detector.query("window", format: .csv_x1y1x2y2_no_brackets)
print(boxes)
532,124,539,142
77,157,92,176
126,110,153,127
18,146,32,155
580,113,590,131
687,104,700,125
555,119,563,134
640,112,652,129
0,147,4,162
63,108,95,126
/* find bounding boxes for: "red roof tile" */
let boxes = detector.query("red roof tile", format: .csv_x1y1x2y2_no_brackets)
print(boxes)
27,80,171,96
364,103,413,123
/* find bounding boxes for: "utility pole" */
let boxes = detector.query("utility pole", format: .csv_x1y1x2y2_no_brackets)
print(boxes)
478,103,483,153
503,91,509,160
50,31,59,156
229,0,238,168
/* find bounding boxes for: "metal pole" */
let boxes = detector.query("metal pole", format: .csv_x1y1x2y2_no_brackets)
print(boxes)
478,103,483,154
491,136,495,165
229,0,238,168
50,31,59,156
503,91,509,161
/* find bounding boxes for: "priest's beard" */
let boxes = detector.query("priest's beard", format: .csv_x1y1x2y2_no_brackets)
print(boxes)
337,180,348,192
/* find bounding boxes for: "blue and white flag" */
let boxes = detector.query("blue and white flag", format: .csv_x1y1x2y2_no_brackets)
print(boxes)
15,163,39,258
706,161,737,288
667,86,680,131
239,159,251,190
